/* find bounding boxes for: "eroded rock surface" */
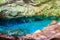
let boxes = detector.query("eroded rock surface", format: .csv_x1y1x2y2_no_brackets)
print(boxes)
0,0,60,18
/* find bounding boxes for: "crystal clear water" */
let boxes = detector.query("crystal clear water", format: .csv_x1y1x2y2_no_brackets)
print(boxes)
0,17,58,36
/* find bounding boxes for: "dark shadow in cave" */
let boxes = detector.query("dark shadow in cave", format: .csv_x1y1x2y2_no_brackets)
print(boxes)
50,38,60,40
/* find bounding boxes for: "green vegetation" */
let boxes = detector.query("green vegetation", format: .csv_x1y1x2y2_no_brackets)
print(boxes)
0,0,3,3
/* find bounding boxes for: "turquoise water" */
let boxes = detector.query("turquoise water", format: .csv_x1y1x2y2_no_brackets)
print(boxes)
0,17,59,36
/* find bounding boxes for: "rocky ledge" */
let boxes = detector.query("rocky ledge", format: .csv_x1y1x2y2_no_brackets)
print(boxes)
0,0,60,18
0,20,60,40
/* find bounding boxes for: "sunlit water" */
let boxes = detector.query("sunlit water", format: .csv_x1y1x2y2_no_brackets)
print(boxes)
0,17,59,36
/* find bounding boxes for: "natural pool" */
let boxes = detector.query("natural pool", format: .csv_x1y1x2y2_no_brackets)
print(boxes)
0,16,59,36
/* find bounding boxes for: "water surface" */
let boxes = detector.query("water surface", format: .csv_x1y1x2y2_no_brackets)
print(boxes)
0,17,59,36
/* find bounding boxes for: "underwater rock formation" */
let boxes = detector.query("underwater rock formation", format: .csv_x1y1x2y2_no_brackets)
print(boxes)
0,20,60,40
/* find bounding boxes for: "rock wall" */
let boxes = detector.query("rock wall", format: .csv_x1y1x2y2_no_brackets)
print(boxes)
0,0,60,18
